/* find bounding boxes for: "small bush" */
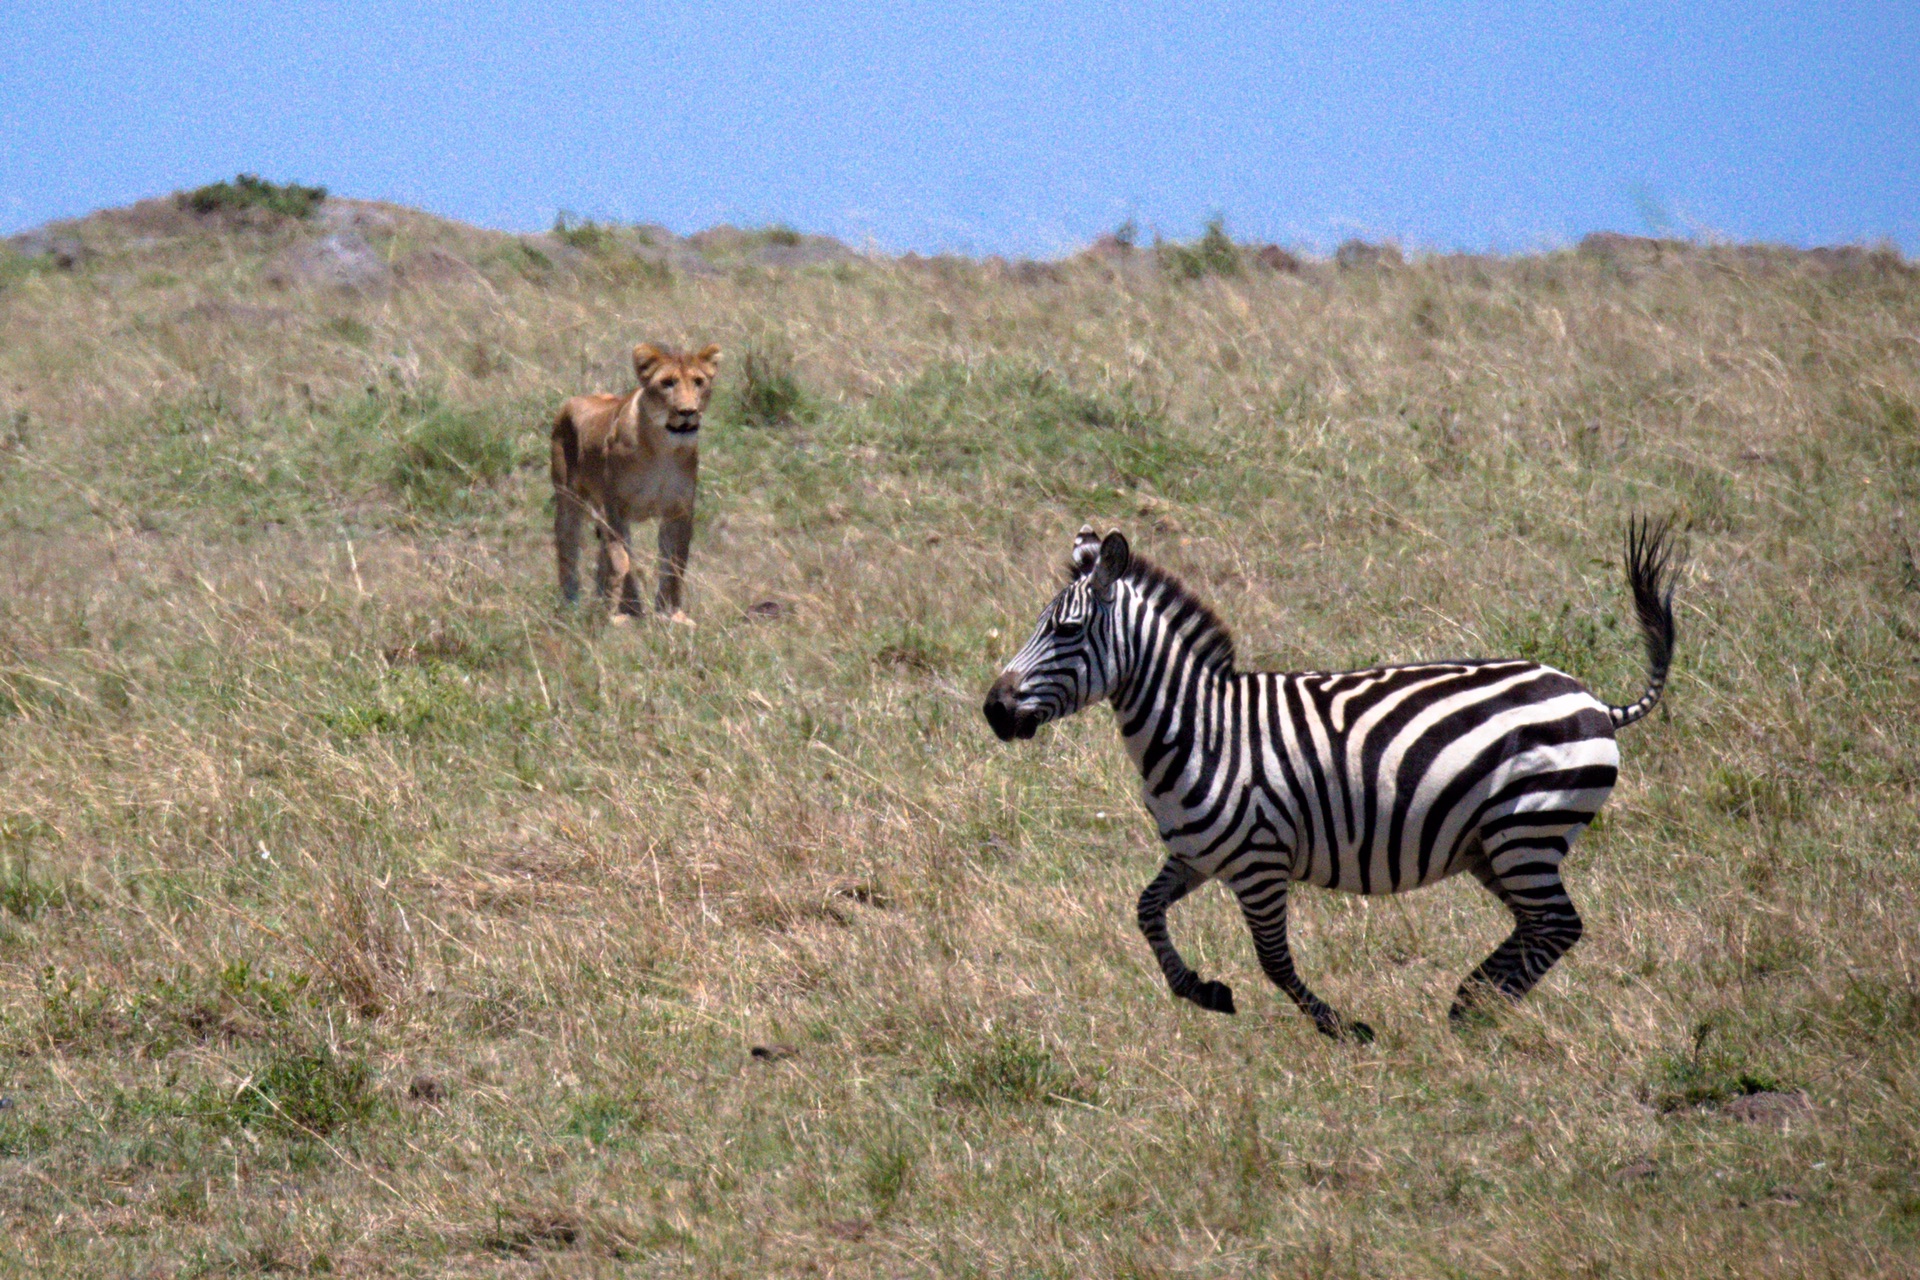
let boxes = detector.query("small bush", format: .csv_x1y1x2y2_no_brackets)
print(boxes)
561,1093,646,1146
860,1126,916,1215
552,211,619,255
1647,1021,1788,1111
1163,216,1241,280
735,342,819,428
182,174,327,220
933,1033,1097,1108
224,1044,376,1136
324,316,372,346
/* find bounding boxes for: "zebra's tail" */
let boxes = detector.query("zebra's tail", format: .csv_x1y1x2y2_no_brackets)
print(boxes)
1608,515,1681,729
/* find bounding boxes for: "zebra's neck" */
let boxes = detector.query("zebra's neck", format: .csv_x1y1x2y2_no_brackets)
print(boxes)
1108,569,1237,791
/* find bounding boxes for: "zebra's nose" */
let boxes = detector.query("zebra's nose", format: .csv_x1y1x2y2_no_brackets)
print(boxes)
983,676,1021,742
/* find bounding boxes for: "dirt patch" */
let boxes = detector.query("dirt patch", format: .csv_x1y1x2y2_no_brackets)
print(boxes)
264,232,391,292
1720,1090,1813,1125
396,247,481,285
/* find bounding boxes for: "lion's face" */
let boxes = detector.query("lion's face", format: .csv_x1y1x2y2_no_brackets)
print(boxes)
633,343,722,445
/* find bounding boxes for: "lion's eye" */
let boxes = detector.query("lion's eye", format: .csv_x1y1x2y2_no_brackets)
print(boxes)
660,377,678,389
693,377,706,388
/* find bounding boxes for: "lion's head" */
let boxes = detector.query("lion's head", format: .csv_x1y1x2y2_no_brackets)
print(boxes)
632,343,722,444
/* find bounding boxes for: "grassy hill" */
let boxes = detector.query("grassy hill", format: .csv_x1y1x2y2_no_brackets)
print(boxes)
1,188,1917,1276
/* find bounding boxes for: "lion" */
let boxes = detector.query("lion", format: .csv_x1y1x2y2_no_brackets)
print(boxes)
550,342,721,622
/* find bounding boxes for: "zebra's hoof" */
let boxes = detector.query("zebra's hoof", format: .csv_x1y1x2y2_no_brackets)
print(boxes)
1312,1017,1373,1043
1187,981,1236,1015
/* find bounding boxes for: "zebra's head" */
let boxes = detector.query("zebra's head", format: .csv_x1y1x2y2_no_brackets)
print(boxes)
984,524,1132,742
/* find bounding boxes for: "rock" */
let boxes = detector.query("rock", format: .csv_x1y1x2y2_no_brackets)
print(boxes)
830,880,890,908
407,1075,446,1103
264,232,391,292
1611,1158,1659,1182
7,229,88,269
1335,239,1403,270
1252,244,1304,273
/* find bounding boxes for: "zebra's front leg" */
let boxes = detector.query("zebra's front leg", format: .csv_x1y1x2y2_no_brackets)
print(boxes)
1137,860,1235,1015
1230,874,1374,1043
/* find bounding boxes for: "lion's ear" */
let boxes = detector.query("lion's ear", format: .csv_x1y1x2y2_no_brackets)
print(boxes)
633,343,665,379
692,343,722,368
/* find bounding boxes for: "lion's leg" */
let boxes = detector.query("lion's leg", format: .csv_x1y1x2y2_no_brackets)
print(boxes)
592,509,627,608
605,508,644,618
656,514,694,617
554,488,584,605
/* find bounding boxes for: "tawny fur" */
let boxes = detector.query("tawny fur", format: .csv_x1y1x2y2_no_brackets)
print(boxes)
550,342,721,619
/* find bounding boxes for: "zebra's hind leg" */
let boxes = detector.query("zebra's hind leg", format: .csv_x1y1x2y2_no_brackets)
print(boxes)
1137,860,1235,1014
1230,874,1374,1043
1450,842,1585,1021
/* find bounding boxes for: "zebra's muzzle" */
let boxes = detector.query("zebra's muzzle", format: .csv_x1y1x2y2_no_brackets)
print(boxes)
983,678,1040,742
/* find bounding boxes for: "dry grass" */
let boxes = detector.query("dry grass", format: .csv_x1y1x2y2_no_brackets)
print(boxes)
0,202,1916,1276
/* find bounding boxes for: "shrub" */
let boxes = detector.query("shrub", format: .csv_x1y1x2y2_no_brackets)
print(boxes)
182,174,327,220
735,342,819,428
1163,216,1241,280
552,211,619,255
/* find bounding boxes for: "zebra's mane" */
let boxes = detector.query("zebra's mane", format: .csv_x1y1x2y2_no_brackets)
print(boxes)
1122,555,1238,676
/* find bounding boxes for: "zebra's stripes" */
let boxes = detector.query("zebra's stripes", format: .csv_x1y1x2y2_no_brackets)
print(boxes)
984,518,1678,1039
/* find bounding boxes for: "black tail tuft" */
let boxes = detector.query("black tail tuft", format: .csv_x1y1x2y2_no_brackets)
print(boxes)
1610,515,1681,729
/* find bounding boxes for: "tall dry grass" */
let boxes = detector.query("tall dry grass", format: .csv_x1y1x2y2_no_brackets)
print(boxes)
0,202,1915,1275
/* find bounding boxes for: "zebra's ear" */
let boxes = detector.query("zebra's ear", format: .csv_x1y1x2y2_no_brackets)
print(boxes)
1093,530,1131,591
1070,523,1102,575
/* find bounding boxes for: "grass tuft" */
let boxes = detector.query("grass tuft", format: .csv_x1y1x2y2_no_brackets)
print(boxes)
733,340,819,428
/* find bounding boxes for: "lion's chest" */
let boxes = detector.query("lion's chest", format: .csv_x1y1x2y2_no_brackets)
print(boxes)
604,448,698,518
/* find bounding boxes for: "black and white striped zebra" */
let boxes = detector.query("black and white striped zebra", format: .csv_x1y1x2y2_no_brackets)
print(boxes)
983,519,1678,1040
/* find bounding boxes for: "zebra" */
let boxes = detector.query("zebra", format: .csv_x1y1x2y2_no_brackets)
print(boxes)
982,519,1678,1041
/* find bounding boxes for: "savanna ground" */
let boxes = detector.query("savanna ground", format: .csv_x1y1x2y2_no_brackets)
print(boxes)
1,194,1917,1277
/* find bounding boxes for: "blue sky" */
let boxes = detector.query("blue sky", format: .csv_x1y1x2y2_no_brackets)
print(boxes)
3,2,1915,256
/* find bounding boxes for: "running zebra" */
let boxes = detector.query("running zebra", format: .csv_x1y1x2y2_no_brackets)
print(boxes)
983,519,1678,1040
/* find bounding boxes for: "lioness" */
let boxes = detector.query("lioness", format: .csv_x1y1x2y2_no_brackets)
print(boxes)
551,342,721,621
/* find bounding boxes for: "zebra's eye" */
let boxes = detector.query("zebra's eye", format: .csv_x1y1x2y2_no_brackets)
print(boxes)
1054,619,1085,640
